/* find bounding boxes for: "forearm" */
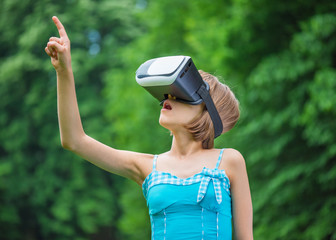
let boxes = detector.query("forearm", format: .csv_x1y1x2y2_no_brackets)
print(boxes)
57,68,85,149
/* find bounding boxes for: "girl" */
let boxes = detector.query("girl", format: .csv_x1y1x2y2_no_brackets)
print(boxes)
45,16,253,240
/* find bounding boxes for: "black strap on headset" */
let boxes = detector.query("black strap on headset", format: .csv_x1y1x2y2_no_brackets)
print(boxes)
197,84,223,138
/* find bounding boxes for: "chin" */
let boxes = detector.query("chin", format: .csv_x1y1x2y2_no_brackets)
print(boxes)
159,116,175,132
159,117,169,130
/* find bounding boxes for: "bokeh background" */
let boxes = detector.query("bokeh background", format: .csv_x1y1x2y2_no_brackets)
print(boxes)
1,0,336,239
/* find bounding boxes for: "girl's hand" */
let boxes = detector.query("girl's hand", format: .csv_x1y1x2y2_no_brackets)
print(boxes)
45,16,71,72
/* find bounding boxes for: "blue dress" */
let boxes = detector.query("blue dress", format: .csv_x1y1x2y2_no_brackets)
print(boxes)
142,149,232,240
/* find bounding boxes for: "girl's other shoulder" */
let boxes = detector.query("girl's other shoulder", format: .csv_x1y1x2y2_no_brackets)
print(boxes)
219,148,247,182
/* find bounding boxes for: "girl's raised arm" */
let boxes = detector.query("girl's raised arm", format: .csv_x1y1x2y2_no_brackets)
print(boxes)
45,16,152,185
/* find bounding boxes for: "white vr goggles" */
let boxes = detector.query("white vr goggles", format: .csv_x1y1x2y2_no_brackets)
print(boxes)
136,56,223,138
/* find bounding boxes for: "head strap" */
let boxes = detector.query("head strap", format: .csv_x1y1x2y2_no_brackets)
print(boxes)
197,83,223,138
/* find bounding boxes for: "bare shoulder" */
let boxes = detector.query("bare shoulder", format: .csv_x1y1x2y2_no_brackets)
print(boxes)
222,148,245,166
219,148,247,182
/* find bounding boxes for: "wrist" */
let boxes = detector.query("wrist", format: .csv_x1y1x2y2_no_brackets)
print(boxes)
56,66,73,77
56,67,73,79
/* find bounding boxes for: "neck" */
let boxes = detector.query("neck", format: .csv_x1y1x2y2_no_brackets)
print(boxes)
169,129,203,159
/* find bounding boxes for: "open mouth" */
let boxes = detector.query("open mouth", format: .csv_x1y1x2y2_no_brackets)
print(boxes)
163,101,172,110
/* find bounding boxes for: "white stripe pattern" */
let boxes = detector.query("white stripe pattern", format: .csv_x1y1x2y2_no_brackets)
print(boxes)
143,149,230,203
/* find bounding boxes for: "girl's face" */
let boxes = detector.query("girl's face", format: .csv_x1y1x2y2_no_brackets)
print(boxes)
159,94,204,132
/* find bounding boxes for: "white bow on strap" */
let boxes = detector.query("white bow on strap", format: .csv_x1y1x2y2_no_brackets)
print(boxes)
196,168,227,204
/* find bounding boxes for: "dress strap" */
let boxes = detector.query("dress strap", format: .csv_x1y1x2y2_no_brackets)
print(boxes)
215,148,225,169
153,155,158,171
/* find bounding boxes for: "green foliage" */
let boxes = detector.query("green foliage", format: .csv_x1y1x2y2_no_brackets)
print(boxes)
118,181,150,240
241,13,336,239
0,0,141,239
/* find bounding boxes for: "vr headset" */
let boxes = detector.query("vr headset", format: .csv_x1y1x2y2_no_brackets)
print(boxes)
136,56,223,138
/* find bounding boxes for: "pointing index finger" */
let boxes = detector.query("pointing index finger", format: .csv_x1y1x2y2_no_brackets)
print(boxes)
52,16,69,41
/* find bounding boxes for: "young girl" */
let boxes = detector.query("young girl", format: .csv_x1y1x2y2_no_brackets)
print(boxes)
45,16,253,240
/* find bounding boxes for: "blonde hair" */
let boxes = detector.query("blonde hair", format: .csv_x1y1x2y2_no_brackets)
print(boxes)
185,70,240,149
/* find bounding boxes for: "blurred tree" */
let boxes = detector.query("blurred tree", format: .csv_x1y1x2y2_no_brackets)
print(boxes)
0,0,143,239
239,13,336,239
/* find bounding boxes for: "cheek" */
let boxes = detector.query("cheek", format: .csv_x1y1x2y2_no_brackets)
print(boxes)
175,107,202,124
185,105,203,121
184,110,201,123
